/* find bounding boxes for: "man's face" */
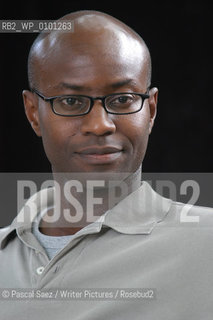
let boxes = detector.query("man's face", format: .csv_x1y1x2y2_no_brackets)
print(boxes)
24,28,157,175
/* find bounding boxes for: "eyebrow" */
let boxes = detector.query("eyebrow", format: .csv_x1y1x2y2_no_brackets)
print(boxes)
109,79,137,89
53,78,137,92
53,82,89,91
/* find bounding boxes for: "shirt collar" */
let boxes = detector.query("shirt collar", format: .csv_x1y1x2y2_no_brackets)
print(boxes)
0,181,172,249
103,181,172,234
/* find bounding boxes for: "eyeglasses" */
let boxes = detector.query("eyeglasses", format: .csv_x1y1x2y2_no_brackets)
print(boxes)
32,89,150,117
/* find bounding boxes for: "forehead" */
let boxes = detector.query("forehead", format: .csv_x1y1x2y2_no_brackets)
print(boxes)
34,26,148,92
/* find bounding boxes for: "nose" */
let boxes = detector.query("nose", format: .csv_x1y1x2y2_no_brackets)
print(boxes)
80,100,116,136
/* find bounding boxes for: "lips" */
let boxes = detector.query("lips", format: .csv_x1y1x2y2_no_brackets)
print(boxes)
76,146,122,155
75,146,123,164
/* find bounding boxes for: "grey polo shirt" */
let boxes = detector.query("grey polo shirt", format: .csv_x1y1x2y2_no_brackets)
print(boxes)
0,181,213,320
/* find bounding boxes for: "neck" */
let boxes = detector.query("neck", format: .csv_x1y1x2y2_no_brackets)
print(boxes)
39,167,142,236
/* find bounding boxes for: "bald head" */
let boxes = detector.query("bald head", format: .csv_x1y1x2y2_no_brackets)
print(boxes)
27,10,152,90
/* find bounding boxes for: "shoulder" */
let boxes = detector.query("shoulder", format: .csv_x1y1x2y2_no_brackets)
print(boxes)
0,225,16,250
0,225,13,237
168,200,213,225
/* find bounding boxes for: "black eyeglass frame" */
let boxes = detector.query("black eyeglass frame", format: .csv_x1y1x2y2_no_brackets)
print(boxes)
32,88,150,116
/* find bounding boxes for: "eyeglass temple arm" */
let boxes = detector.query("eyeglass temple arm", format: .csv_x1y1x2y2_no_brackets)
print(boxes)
31,89,49,101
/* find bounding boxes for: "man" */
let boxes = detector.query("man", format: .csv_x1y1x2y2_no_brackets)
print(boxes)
0,10,212,320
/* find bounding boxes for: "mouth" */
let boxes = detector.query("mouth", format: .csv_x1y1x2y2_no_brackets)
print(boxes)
75,146,123,164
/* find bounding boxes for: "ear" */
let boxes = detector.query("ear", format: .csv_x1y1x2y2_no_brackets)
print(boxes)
22,90,42,137
148,87,158,134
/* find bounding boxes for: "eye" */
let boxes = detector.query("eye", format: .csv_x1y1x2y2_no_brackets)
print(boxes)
118,96,132,103
61,97,80,106
109,94,134,106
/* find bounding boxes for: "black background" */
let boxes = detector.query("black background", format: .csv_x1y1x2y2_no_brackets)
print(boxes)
0,1,212,173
